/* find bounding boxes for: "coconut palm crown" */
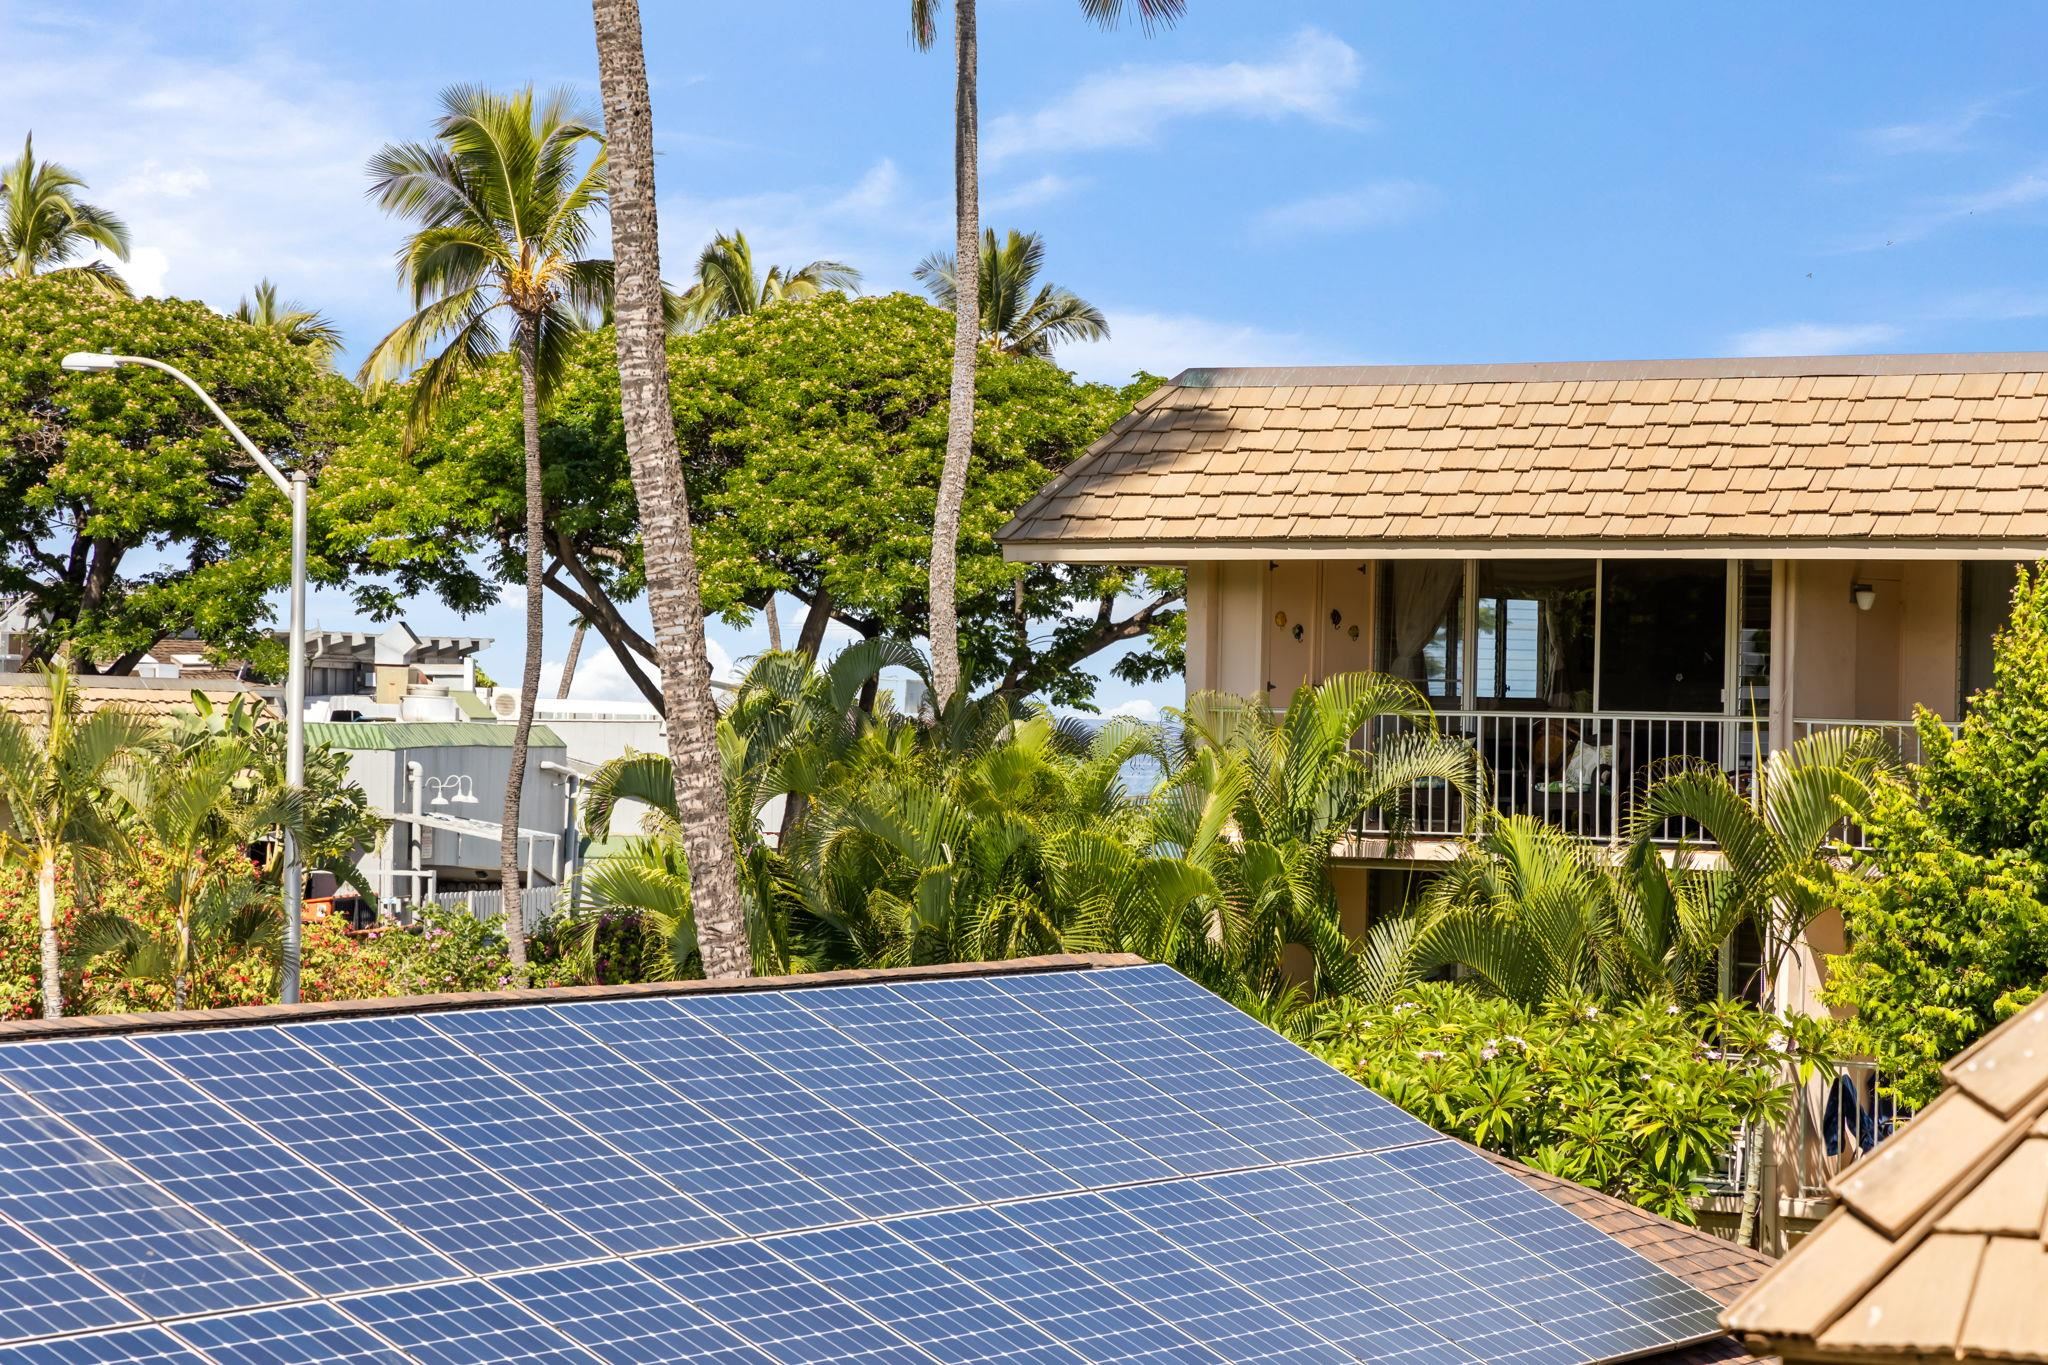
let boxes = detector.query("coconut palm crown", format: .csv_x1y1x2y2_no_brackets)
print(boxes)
675,229,860,329
0,134,132,293
916,227,1107,359
233,279,343,364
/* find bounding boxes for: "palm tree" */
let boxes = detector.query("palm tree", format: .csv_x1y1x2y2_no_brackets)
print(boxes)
589,0,754,980
911,0,1186,711
233,280,343,365
92,734,299,1009
1162,674,1476,1013
0,134,132,293
359,85,610,973
916,228,1107,359
674,230,860,329
0,663,153,1016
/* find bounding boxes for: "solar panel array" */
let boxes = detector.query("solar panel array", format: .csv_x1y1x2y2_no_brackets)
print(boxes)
0,963,1726,1364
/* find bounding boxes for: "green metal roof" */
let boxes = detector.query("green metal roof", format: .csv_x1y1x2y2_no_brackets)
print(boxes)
306,721,565,751
449,690,495,720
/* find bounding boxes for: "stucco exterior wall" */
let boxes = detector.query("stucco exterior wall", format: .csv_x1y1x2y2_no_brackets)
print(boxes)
1791,560,1961,722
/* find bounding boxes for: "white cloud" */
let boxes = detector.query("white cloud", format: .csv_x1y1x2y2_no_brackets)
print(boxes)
539,632,741,702
1061,308,1338,385
0,11,406,360
983,27,1362,164
1862,96,2007,155
1254,179,1434,238
987,173,1084,214
1725,322,1903,357
1854,163,2048,249
1104,698,1161,722
659,157,947,290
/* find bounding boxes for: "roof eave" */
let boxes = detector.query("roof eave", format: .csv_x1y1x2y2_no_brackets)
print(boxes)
1001,536,2048,564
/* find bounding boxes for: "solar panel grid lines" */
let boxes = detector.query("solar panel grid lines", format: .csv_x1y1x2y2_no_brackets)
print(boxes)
792,985,1179,1189
884,977,1271,1177
666,992,1081,1204
887,1204,1226,1364
0,1088,309,1323
0,1037,464,1297
0,1203,145,1344
420,1006,861,1235
131,1027,604,1275
984,972,1358,1165
1099,1178,1478,1364
336,1279,596,1365
633,1239,935,1364
1082,967,1442,1153
488,1259,775,1365
282,1015,739,1255
166,1301,414,1364
554,998,972,1218
0,963,1735,1365
997,1193,1355,1364
0,1326,202,1364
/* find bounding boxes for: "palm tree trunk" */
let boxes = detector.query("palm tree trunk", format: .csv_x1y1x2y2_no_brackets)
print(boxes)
37,848,60,1018
498,322,544,974
927,0,980,712
174,898,191,1011
764,597,782,653
556,619,587,700
592,0,751,980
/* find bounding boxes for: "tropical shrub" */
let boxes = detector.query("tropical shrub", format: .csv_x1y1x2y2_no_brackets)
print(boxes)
1824,564,2048,1105
1312,985,1806,1222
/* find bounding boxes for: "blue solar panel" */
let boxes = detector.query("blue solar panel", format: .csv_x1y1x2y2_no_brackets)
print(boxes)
423,1005,859,1234
636,1240,926,1364
1104,1176,1475,1363
167,1302,410,1364
764,1221,1089,1363
286,1015,736,1253
672,992,1077,1203
336,1280,590,1365
990,971,1358,1164
1090,964,1443,1152
892,1204,1222,1363
494,1258,775,1365
134,1027,600,1274
889,977,1267,1176
1002,1193,1353,1363
0,1039,459,1296
0,1089,303,1320
795,984,1176,1188
0,1211,141,1344
0,1328,202,1364
559,997,968,1217
0,963,1735,1365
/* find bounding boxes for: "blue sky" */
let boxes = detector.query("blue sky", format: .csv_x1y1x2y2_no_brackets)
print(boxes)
8,2,2048,714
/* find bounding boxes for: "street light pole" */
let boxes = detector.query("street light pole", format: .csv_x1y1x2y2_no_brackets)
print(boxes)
61,352,311,1003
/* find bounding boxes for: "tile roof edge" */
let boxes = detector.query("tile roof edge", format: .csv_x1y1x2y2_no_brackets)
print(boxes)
1725,1080,2048,1351
1174,351,2048,387
996,380,1179,543
0,953,1151,1042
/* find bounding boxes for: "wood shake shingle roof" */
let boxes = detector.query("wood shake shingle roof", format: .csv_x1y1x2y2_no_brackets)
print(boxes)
1724,997,2048,1361
999,354,2048,559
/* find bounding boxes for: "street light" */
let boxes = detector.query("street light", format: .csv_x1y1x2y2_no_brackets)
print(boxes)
61,352,311,1004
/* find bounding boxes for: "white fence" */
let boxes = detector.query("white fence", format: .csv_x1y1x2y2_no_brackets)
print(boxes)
428,885,562,932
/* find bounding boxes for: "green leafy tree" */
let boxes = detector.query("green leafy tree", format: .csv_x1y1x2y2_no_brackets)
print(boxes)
916,228,1107,359
1825,564,2048,1107
0,662,152,1016
1,135,131,293
910,0,1188,710
1313,987,1800,1222
324,295,1180,710
675,230,860,328
0,278,342,670
233,280,343,365
360,84,610,970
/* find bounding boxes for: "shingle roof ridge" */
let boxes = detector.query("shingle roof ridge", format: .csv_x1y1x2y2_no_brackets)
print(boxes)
1174,351,2048,388
0,953,1149,1044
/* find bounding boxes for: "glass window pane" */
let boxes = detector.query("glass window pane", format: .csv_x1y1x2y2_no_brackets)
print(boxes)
1961,561,2024,711
1377,562,1464,705
1471,561,1595,711
1599,561,1728,713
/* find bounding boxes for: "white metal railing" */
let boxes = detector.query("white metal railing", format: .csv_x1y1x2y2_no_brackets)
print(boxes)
1697,1057,1909,1204
1789,717,1960,846
1357,709,1752,843
428,885,561,932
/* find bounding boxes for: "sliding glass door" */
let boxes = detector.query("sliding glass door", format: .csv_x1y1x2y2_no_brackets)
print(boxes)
1473,561,1596,711
1597,561,1728,713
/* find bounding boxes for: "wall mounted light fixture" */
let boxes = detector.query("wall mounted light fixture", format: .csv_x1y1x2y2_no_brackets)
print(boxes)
1851,581,1876,612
